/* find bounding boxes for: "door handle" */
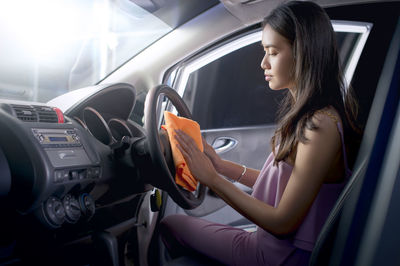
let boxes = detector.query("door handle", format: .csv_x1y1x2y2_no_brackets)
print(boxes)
212,137,238,154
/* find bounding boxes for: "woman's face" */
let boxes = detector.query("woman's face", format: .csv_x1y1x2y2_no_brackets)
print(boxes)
261,24,295,92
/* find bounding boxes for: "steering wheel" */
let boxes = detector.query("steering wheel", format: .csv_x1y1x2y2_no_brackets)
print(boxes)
144,84,206,209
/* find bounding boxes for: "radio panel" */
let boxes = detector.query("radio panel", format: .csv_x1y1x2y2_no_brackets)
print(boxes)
32,128,94,169
32,128,81,148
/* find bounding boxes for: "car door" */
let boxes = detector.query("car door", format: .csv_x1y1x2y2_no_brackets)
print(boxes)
162,20,372,229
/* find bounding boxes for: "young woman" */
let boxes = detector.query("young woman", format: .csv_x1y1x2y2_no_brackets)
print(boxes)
160,1,360,265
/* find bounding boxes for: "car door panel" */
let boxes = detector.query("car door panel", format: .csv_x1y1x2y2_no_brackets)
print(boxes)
203,125,274,173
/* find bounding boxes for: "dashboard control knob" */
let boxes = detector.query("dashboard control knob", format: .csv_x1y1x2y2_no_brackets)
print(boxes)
63,194,81,223
79,193,95,219
43,196,65,228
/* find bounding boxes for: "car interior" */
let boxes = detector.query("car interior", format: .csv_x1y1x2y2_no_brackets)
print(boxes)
0,0,399,266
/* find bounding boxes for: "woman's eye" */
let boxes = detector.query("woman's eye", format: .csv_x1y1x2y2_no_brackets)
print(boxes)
265,50,277,56
263,49,277,56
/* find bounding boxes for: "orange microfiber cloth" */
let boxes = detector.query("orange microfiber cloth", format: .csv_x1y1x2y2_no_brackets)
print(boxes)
161,111,203,192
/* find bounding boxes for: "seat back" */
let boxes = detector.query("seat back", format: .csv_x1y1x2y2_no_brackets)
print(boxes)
309,18,400,266
309,158,367,265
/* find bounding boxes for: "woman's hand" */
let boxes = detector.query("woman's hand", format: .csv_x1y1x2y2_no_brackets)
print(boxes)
202,136,223,172
174,130,219,186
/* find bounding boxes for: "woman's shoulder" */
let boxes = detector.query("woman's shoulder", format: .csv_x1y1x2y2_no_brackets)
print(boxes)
312,107,341,129
296,108,343,171
304,107,342,144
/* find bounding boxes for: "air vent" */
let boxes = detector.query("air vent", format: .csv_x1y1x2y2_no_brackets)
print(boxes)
34,106,59,123
11,104,38,122
10,104,60,123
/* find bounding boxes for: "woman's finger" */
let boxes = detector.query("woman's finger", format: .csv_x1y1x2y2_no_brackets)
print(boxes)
175,130,192,144
201,136,209,150
176,143,192,164
174,132,189,150
174,133,198,164
175,130,198,152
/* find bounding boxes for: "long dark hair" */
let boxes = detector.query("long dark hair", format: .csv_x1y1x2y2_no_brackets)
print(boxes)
264,1,360,166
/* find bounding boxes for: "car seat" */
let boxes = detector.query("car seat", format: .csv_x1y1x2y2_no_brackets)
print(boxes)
310,19,400,265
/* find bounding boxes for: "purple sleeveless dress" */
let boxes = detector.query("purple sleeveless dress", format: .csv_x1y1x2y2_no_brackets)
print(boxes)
160,123,351,265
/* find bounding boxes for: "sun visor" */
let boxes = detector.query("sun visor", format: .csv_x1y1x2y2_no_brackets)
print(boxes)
220,0,282,26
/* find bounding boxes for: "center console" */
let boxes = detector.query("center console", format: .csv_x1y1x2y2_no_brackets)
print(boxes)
32,128,101,184
0,103,103,228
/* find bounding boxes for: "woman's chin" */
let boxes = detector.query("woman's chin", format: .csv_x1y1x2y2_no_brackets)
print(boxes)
269,85,284,91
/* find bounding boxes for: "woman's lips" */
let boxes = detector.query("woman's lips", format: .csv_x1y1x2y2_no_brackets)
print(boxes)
265,75,272,81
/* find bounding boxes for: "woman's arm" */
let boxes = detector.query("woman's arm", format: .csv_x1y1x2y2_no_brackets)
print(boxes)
175,114,341,235
216,159,260,187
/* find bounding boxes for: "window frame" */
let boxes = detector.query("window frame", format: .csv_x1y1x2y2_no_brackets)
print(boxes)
161,20,372,131
170,20,372,97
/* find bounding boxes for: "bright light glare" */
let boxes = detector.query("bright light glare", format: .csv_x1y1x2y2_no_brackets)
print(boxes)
0,0,83,58
0,0,173,102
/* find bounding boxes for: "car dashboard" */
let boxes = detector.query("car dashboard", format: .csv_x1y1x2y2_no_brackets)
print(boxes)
0,83,153,264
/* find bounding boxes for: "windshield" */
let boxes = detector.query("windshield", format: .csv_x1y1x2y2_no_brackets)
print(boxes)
0,0,173,103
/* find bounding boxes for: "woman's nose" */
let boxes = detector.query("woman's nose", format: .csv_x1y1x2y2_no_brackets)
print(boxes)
260,54,270,70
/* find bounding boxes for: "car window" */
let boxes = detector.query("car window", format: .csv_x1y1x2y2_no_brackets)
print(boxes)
182,40,284,129
173,21,371,130
0,0,218,104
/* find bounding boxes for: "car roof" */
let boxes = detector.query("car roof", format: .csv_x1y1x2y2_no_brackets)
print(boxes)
220,0,399,25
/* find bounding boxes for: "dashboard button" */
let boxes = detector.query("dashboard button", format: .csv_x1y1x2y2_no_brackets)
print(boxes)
62,171,69,182
54,171,63,183
70,171,79,180
79,170,87,180
93,167,100,178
